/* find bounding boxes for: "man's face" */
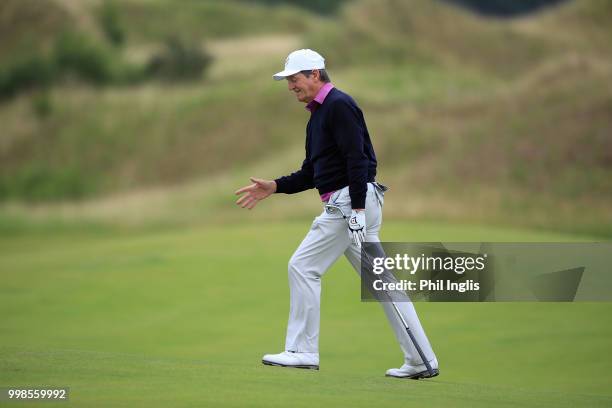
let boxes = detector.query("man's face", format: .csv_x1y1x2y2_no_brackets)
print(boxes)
286,71,320,103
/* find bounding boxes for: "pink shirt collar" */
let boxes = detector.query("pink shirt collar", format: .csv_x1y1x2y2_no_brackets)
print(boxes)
306,83,334,112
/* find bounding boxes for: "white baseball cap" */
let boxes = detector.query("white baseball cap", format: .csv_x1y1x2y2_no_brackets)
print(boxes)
273,49,325,80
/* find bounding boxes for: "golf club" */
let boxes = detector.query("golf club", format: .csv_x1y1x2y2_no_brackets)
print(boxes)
324,202,437,378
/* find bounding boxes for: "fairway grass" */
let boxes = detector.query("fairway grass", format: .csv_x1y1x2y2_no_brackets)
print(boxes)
1,221,611,407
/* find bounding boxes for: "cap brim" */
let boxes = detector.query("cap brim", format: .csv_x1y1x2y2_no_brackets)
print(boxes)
272,69,300,81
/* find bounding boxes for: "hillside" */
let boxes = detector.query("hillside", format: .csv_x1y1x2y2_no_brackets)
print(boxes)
0,0,610,236
0,0,316,200
0,0,75,59
0,0,312,60
308,0,610,77
306,0,612,234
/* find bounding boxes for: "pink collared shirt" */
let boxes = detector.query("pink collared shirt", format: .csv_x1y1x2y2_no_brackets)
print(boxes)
306,83,337,202
306,82,334,113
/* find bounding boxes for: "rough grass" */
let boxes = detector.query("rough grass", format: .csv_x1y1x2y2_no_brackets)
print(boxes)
310,0,612,77
0,0,610,236
117,0,317,43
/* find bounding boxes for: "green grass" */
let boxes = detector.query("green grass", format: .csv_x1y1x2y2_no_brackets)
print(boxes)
1,222,611,407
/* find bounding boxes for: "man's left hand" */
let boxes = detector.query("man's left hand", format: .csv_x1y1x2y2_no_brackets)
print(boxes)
348,209,366,247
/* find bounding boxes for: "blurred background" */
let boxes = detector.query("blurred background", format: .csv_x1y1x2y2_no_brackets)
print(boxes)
0,0,610,236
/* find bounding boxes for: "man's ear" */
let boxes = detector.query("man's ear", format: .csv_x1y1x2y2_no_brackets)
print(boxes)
312,69,321,81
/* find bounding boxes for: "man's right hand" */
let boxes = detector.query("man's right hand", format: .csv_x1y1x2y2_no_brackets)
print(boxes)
235,177,277,210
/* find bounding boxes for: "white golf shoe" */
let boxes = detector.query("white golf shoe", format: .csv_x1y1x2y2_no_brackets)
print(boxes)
386,358,439,379
262,351,319,370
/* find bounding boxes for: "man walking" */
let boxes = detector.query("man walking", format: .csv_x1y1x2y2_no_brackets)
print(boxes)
235,49,438,379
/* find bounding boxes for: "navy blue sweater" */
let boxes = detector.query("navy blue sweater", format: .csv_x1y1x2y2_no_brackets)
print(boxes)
274,88,377,209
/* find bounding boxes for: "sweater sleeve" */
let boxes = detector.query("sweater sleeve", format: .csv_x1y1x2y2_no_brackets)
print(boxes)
274,156,315,194
329,100,368,209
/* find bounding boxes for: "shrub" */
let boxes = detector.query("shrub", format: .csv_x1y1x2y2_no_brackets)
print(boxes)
0,31,209,102
240,0,350,15
146,37,213,81
98,0,126,46
0,54,56,100
53,31,115,84
0,165,97,202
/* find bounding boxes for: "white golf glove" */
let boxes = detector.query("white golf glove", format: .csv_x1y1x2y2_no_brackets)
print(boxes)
348,210,366,247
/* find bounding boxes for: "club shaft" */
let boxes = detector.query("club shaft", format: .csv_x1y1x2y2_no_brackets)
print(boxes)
325,203,435,377
361,248,435,377
389,299,435,376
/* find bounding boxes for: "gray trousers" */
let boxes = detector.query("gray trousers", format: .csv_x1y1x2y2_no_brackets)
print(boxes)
284,183,437,366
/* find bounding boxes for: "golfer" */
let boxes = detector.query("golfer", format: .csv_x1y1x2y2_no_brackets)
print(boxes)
235,49,438,378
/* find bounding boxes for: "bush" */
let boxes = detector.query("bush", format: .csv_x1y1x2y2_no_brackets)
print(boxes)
0,31,208,102
0,54,56,100
146,37,213,81
240,0,350,15
0,165,97,202
98,0,126,46
442,0,567,17
53,32,115,84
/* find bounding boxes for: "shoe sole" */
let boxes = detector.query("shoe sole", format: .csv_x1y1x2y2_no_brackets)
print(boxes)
386,368,439,380
262,360,319,370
